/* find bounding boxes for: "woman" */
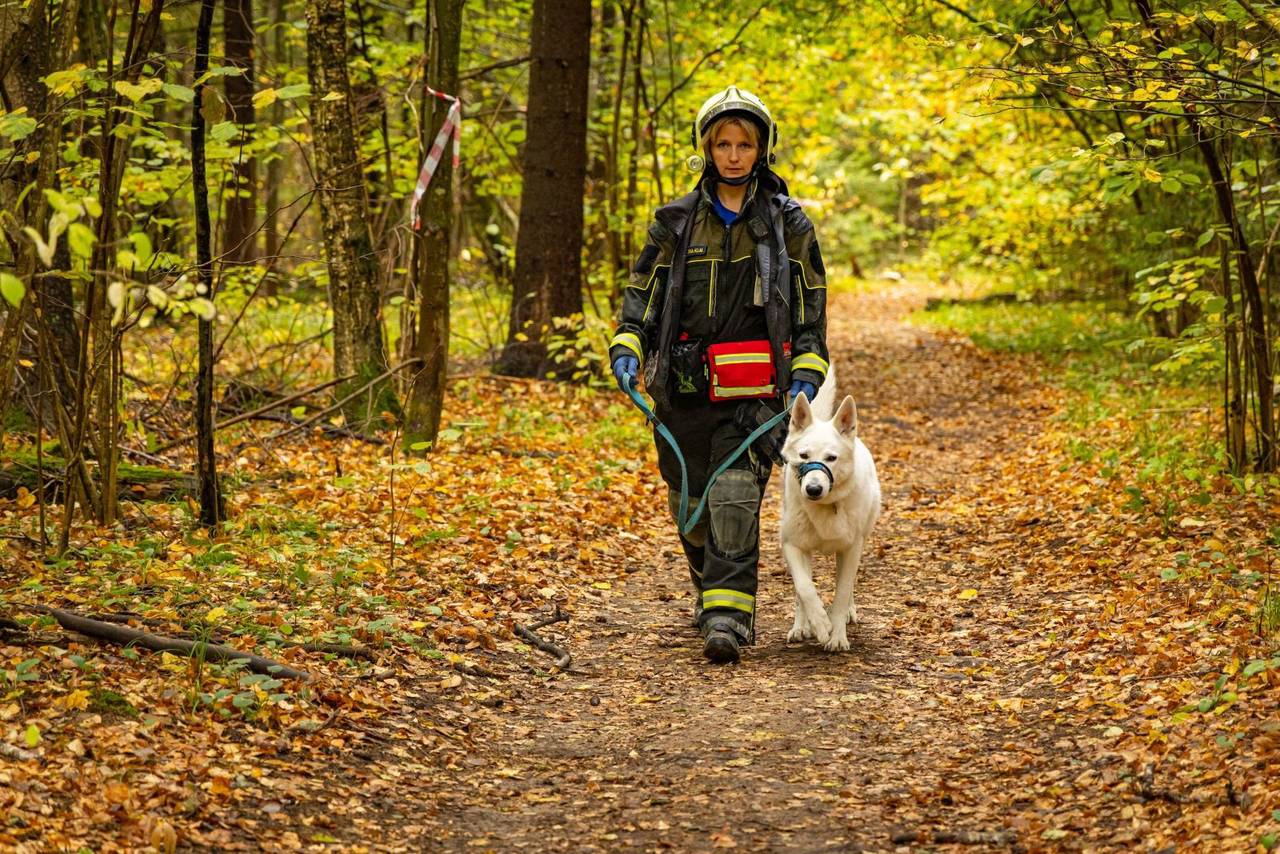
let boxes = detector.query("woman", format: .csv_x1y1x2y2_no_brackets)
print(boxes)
609,85,830,663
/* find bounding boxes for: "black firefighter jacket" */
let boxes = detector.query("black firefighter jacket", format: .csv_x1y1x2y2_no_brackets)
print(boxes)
609,172,829,410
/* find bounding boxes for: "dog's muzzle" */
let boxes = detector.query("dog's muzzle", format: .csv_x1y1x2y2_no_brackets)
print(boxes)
795,461,833,499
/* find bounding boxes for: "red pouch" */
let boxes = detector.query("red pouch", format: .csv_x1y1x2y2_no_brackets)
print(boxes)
706,339,784,402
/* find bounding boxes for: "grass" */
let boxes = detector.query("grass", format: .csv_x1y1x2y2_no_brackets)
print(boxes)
911,296,1241,511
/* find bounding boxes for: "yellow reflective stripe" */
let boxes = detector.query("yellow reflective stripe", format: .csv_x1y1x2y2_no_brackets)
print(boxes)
702,589,755,613
714,353,772,365
610,332,643,359
791,353,829,376
708,260,717,317
713,384,775,397
635,263,669,324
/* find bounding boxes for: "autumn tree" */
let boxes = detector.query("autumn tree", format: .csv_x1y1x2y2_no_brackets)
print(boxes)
494,0,591,379
403,0,465,451
222,0,257,265
305,0,399,428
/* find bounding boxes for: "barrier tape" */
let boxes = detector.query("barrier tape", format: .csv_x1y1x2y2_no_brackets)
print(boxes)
410,86,461,230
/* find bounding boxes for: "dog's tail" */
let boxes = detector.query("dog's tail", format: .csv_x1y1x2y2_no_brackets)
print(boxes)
811,360,838,420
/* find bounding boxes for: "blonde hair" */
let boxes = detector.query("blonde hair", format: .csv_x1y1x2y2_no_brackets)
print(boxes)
701,115,761,159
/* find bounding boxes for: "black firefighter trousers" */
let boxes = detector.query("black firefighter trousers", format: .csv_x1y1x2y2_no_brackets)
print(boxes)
653,397,780,642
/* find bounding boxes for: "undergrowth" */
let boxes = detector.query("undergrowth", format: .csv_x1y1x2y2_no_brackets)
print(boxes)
912,297,1246,512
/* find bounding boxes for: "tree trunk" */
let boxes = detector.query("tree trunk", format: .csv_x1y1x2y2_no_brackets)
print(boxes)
222,0,257,265
404,0,464,451
494,0,591,379
1197,131,1274,471
260,0,286,290
194,0,225,528
304,0,399,429
0,0,81,437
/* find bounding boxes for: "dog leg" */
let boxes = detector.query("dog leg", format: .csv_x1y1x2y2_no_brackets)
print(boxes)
782,541,831,644
787,592,814,642
823,541,862,652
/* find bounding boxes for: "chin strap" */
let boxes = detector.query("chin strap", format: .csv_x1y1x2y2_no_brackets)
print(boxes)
709,162,761,187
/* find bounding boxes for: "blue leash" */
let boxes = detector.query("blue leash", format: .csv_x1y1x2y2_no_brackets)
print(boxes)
623,374,793,536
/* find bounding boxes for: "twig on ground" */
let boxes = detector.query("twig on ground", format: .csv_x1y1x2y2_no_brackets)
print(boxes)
149,373,356,455
246,413,387,445
286,708,341,736
515,606,572,669
294,641,377,661
0,742,38,762
26,606,310,680
260,359,422,445
933,830,1017,845
1138,762,1186,804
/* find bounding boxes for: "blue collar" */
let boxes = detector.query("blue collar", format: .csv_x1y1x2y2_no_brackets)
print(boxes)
710,192,741,226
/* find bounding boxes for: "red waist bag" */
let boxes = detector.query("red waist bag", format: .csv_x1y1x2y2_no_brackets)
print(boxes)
705,339,789,402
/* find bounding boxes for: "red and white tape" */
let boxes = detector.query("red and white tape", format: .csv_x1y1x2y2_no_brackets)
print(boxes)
410,86,461,231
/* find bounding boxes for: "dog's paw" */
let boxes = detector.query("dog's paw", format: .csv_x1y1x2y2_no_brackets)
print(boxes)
786,610,815,643
809,608,833,645
819,627,849,655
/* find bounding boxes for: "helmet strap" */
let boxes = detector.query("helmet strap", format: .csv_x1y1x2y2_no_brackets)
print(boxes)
710,160,762,187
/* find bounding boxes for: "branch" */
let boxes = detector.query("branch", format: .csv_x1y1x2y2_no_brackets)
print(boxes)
258,358,423,444
148,373,356,454
459,54,530,82
649,3,766,119
927,0,1014,45
29,606,309,680
514,607,571,669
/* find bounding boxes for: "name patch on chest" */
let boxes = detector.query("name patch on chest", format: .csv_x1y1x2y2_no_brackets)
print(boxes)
686,245,708,257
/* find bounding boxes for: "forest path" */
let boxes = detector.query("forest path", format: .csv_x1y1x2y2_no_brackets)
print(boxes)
336,283,1147,852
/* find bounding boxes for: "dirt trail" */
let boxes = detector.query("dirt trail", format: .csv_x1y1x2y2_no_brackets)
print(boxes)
312,284,1136,853
241,286,1159,851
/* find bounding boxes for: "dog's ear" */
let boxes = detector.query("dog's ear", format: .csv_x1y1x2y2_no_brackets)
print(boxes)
834,395,858,436
790,392,813,432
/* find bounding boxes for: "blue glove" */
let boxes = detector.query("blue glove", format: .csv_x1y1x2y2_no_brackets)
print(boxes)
788,380,817,403
612,354,639,392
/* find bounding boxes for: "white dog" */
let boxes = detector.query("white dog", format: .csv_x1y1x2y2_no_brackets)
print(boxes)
779,364,881,652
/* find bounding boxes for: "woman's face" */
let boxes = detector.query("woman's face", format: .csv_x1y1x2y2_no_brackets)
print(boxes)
710,121,758,180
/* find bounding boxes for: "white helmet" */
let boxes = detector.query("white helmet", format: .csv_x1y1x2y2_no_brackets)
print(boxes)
691,85,778,167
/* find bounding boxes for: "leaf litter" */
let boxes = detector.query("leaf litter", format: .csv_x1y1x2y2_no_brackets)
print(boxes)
0,282,1277,850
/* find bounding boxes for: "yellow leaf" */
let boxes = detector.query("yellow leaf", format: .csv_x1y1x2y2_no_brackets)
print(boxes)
252,87,278,109
321,90,345,102
60,689,90,711
205,606,227,623
592,581,612,590
957,588,978,600
16,488,35,509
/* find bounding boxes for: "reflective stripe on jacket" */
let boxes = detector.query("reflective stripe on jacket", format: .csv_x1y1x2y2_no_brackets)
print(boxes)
609,171,829,407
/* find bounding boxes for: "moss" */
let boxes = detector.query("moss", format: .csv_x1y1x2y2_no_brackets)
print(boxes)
89,688,138,719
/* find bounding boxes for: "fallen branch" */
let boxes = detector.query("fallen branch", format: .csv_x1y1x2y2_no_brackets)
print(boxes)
933,830,1016,845
1138,763,1185,804
246,413,387,446
514,606,571,670
29,606,309,680
63,610,374,662
0,742,38,762
149,373,356,455
294,641,377,661
261,359,422,445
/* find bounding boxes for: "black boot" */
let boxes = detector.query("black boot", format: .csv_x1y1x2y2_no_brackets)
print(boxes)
701,614,749,664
